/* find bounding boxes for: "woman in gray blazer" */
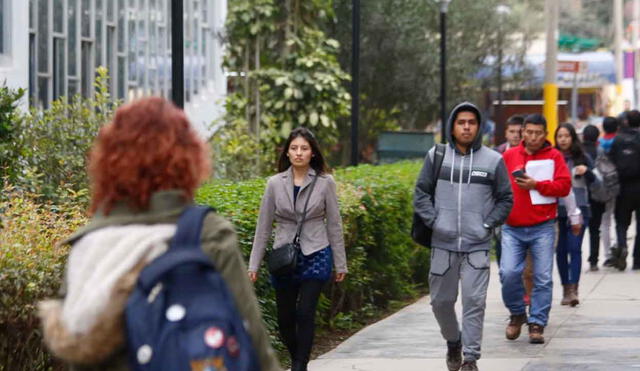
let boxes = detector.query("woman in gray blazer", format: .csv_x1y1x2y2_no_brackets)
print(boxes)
248,127,348,371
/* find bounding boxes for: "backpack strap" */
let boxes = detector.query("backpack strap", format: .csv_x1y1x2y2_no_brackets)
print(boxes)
171,205,214,249
136,205,214,292
430,143,446,195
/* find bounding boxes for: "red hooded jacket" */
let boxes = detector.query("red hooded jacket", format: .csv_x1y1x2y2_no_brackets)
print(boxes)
502,141,572,227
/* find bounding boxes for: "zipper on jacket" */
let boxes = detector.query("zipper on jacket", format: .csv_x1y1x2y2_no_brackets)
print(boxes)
457,153,464,251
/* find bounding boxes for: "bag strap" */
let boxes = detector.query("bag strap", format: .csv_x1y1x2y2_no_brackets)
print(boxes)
137,205,214,291
293,174,319,244
170,205,214,249
430,143,446,195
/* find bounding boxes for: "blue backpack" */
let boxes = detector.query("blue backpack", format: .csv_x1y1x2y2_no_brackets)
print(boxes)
125,206,260,371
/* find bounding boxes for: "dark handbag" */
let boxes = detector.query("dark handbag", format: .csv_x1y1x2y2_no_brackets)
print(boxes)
411,144,446,247
267,175,319,276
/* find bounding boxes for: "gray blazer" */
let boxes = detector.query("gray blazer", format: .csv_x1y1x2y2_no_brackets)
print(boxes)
249,167,348,273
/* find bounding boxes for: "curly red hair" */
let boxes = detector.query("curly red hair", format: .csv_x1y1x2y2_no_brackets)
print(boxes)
88,97,211,215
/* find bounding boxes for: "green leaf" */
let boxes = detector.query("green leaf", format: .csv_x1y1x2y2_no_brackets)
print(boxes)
309,111,319,126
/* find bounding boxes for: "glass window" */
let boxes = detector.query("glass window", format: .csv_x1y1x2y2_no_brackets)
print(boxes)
107,26,115,94
107,0,114,22
29,0,35,30
95,0,103,67
53,38,65,100
68,79,79,99
117,56,125,99
38,76,49,109
118,0,125,52
29,33,36,104
81,0,90,38
202,0,208,23
68,0,78,76
81,41,92,97
37,0,49,73
128,15,136,82
53,0,64,33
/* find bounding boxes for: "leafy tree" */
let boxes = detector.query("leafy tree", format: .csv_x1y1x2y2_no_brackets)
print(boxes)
329,0,543,137
214,0,351,179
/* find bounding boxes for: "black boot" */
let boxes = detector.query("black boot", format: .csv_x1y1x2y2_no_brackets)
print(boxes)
446,340,462,371
291,358,308,371
614,246,628,271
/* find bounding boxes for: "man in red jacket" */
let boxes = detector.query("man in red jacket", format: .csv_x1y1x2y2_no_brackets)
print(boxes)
500,114,572,344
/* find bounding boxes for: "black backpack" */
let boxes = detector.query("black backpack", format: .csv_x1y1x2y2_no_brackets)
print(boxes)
589,150,620,203
612,130,640,180
411,144,446,247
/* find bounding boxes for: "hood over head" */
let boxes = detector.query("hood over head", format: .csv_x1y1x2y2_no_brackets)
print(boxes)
446,102,484,152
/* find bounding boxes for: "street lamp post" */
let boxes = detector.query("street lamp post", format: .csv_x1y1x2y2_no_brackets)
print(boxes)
171,0,184,109
495,5,511,145
439,0,451,144
351,0,360,166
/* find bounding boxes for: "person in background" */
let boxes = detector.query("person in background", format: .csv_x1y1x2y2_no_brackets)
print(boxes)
495,115,524,154
248,127,348,371
609,110,640,271
500,114,572,345
555,123,596,306
598,117,619,267
583,123,614,271
494,114,534,306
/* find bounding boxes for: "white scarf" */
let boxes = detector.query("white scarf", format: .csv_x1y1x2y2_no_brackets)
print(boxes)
61,224,176,334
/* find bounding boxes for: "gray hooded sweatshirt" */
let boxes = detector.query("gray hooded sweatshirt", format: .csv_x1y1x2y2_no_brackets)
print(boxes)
413,102,513,252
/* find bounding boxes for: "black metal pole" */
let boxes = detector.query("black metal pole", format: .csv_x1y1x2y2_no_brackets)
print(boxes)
496,27,504,145
351,0,360,166
439,9,447,144
171,0,184,108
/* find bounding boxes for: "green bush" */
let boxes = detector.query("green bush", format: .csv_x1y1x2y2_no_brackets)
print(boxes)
0,161,428,369
6,68,115,205
0,84,26,182
0,186,87,370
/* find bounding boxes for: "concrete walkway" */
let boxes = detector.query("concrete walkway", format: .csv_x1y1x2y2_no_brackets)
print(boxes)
309,231,640,370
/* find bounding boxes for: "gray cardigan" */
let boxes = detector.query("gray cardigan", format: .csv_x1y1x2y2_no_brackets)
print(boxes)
249,167,348,273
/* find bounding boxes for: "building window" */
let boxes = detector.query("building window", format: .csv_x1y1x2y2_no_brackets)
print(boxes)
27,0,223,109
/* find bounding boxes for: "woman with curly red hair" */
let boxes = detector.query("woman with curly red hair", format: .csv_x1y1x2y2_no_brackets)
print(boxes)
38,97,282,371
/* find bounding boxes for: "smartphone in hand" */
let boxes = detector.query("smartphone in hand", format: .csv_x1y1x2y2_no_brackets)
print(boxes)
512,169,526,179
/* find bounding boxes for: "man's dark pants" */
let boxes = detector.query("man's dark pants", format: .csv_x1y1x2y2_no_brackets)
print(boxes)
614,186,640,265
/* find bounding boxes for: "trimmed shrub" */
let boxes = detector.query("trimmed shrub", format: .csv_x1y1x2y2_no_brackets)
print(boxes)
0,186,87,370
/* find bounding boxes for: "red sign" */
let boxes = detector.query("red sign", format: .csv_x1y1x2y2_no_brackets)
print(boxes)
558,61,586,73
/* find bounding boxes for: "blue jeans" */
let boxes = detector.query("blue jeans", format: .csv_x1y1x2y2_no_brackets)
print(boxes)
500,220,556,326
556,217,589,285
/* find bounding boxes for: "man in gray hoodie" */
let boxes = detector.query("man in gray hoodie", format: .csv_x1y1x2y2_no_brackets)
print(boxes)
414,102,513,371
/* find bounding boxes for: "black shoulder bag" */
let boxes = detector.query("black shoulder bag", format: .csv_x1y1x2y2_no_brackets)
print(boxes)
411,143,446,247
267,174,319,276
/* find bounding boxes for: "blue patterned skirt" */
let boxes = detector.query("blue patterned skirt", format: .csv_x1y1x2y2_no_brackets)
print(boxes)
270,246,333,288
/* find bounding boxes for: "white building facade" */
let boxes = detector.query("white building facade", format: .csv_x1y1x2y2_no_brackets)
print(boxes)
0,0,227,134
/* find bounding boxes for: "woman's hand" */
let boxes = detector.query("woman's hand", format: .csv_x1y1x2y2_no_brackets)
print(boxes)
574,165,587,176
571,224,582,236
248,271,258,283
335,272,346,282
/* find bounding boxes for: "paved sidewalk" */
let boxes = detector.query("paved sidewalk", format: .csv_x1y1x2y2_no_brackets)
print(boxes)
309,231,640,370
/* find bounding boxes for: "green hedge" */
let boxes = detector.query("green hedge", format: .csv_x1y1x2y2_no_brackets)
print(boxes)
0,161,429,369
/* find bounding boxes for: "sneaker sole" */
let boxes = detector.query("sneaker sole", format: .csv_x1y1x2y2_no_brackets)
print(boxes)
529,338,545,344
